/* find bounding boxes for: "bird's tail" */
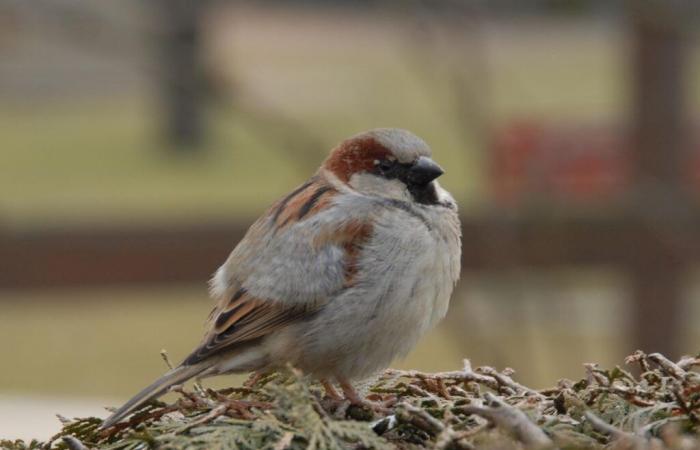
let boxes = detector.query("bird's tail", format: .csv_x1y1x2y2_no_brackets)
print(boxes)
100,364,206,429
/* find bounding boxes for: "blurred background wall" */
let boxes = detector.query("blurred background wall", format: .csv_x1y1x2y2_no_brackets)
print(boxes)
1,0,699,440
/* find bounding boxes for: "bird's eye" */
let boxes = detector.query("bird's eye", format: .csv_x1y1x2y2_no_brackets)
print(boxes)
378,159,394,172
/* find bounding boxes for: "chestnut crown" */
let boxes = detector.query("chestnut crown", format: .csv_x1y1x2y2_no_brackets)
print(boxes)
322,128,444,205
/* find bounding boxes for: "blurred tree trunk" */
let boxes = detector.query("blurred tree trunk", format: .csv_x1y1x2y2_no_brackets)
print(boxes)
157,0,208,152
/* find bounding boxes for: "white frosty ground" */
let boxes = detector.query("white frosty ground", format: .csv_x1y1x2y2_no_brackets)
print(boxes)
0,395,112,441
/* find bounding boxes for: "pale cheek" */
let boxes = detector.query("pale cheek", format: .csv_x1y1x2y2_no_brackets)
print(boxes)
433,181,457,206
349,173,410,200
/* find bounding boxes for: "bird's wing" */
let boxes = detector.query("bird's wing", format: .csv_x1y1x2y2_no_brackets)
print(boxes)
183,176,375,366
183,289,314,365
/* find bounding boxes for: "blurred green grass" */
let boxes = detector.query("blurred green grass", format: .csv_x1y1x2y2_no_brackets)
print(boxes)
0,100,478,227
0,14,642,227
0,285,465,397
0,283,635,397
0,103,302,226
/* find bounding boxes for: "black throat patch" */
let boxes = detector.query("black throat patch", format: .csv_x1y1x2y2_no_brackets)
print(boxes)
407,182,440,206
372,162,441,206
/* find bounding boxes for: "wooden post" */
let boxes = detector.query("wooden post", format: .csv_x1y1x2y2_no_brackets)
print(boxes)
628,1,689,357
158,0,207,152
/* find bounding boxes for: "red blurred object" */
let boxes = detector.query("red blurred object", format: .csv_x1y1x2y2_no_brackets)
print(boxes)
490,121,633,205
490,120,700,205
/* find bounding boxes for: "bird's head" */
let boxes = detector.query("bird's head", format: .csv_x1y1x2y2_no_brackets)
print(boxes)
321,128,445,206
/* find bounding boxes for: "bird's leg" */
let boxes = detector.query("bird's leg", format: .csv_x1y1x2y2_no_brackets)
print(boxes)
337,378,365,404
337,377,390,414
321,378,343,401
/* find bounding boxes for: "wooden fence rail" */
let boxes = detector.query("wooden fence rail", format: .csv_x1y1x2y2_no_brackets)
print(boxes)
2,212,698,358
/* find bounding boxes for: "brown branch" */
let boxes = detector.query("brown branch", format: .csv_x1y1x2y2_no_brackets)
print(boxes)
477,366,546,400
584,411,645,448
626,350,652,373
608,384,656,407
459,393,555,450
584,364,611,387
384,359,501,391
677,356,700,371
176,404,229,433
460,359,501,391
671,388,699,424
100,404,180,438
396,402,445,435
648,353,687,380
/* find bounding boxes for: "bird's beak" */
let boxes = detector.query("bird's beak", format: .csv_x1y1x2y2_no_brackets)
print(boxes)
407,156,444,185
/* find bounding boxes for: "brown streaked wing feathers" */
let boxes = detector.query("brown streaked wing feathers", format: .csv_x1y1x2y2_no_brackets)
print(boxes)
184,290,315,366
185,180,372,367
274,182,336,229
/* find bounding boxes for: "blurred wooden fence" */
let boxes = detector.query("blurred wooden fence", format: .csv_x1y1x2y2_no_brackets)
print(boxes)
2,210,699,358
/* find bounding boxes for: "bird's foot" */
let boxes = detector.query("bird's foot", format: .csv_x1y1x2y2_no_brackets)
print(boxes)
338,378,393,416
319,379,351,417
320,379,344,401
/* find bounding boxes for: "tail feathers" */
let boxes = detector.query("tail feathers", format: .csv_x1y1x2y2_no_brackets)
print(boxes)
100,365,206,429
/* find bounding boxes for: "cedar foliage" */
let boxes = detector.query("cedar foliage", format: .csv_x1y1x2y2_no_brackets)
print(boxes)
2,350,700,450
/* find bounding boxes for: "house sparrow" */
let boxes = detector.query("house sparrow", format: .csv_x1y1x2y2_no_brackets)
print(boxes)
101,128,461,428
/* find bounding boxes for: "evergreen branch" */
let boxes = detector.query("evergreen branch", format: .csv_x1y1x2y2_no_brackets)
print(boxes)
4,351,700,450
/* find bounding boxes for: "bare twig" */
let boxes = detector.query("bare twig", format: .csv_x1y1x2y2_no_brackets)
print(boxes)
160,349,174,370
626,350,652,373
396,402,472,450
461,359,501,391
477,367,546,399
585,364,611,387
100,404,180,437
176,403,229,433
648,353,687,380
384,359,501,391
396,402,444,435
460,393,555,450
406,383,437,400
671,388,699,423
608,384,656,407
584,411,651,450
170,385,209,408
436,378,452,400
585,412,633,440
677,356,700,371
